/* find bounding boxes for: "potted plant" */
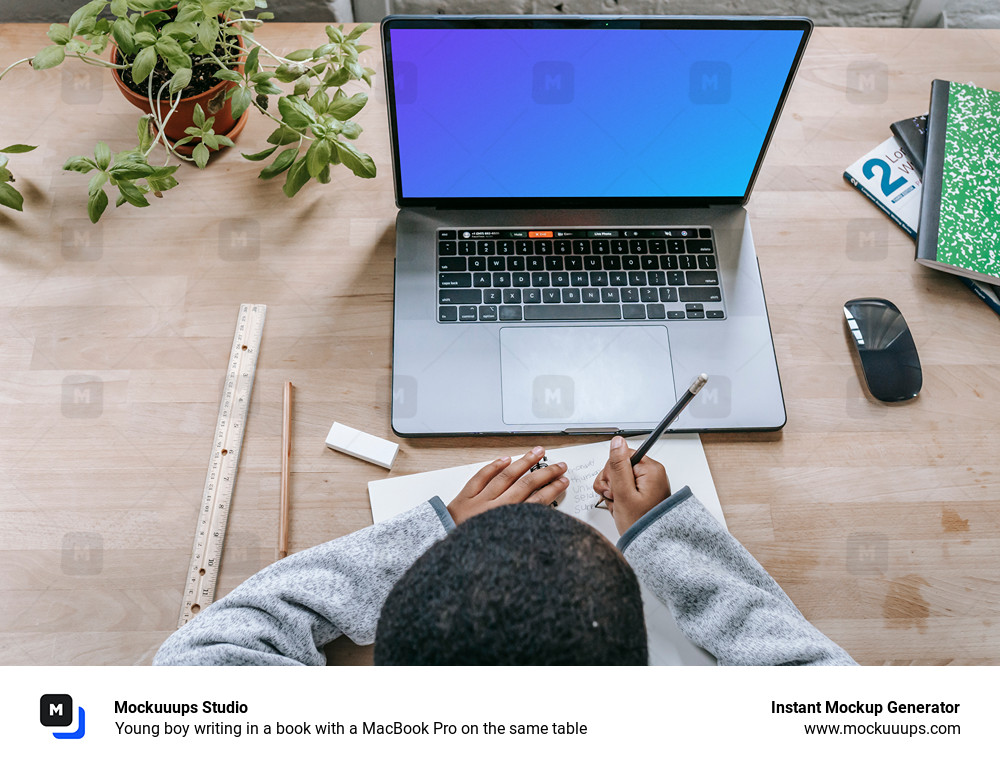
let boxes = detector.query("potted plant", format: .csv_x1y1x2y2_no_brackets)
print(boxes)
0,0,376,222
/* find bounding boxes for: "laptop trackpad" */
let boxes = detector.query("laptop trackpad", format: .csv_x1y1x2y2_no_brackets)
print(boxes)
499,326,674,426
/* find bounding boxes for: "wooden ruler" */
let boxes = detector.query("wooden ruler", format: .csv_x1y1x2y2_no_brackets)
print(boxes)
178,303,266,627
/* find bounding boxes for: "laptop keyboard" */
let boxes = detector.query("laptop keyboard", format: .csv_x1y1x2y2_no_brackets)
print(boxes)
436,227,724,323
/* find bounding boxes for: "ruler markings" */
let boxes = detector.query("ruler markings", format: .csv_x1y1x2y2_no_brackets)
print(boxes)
178,303,266,628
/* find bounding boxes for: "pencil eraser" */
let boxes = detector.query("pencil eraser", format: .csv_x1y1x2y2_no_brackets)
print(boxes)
325,422,399,469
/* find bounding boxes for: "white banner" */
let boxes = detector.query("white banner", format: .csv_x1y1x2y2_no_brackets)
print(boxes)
4,666,987,764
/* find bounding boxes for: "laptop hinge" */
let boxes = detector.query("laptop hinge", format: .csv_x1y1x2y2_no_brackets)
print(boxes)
563,427,620,435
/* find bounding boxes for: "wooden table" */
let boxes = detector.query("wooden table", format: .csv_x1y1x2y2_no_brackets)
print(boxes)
1,24,998,666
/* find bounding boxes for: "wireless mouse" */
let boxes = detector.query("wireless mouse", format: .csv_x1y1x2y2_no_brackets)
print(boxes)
843,298,922,402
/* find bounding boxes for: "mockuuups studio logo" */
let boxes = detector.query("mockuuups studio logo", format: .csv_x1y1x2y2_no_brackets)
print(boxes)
394,61,418,104
532,61,574,104
846,61,888,104
690,61,731,104
846,534,888,576
219,220,260,261
532,375,574,418
847,218,888,261
392,375,418,418
61,67,103,105
40,694,86,739
61,375,103,418
690,375,731,418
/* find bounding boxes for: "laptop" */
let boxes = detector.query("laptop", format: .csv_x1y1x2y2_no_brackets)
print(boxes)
381,15,812,436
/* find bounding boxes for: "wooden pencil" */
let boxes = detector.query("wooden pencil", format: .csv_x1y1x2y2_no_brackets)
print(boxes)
279,381,292,559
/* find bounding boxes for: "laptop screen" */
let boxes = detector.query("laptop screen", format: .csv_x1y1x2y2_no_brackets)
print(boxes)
382,16,811,207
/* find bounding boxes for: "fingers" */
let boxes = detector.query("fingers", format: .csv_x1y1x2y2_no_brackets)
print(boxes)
526,471,570,506
500,460,568,504
460,456,512,498
483,446,545,498
606,436,638,499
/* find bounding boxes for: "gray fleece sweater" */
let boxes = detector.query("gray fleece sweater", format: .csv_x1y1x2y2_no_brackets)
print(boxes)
154,488,856,666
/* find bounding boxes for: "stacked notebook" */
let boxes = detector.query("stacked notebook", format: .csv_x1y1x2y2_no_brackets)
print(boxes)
844,80,1000,314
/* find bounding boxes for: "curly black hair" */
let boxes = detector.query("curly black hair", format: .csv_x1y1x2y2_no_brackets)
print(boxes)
374,503,647,665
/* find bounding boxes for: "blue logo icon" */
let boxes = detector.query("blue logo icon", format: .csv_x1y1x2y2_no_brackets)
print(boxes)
40,694,86,739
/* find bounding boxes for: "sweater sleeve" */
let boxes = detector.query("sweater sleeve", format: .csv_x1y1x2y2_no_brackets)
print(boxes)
619,487,857,666
154,499,454,666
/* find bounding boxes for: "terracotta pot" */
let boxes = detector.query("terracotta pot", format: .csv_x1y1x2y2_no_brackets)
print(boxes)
109,42,247,150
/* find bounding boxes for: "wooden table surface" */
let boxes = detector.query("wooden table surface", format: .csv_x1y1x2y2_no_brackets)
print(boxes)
1,23,998,666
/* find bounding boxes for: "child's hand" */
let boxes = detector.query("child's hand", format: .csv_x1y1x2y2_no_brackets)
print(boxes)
447,446,569,524
593,436,671,535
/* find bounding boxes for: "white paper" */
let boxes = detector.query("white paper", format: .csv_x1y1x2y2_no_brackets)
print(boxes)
368,435,724,665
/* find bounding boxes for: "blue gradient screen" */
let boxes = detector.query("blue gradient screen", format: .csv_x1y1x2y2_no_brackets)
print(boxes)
389,27,804,200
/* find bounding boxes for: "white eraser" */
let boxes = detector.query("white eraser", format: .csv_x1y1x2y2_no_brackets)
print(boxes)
325,422,399,469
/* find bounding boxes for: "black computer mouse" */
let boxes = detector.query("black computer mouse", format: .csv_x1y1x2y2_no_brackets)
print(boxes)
843,298,922,402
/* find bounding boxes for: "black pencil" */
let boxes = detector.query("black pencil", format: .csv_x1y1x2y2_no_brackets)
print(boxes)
595,373,709,508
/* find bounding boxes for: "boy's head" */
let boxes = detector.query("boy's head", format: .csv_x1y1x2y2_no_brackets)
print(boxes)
374,504,647,665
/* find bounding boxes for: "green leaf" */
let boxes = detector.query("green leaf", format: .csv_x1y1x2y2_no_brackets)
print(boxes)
68,3,93,36
111,18,136,55
0,144,36,154
47,24,72,45
169,66,192,93
305,139,331,178
213,68,242,82
132,46,158,84
197,21,217,52
137,115,154,153
334,139,375,178
277,96,317,131
274,62,305,83
63,156,97,173
266,125,300,146
110,0,128,16
257,12,274,20
241,145,278,162
293,75,310,97
323,66,350,88
282,156,311,197
117,180,150,207
202,134,220,151
192,142,210,168
312,43,336,58
216,136,235,148
308,89,330,114
339,120,362,140
260,146,298,180
245,45,261,77
147,169,179,195
325,25,344,43
32,45,66,70
0,182,24,212
95,141,111,170
285,48,314,62
229,86,252,120
327,92,367,120
255,80,282,96
347,23,373,41
88,188,109,223
88,170,108,197
192,103,206,128
109,160,154,180
162,21,198,40
156,36,190,72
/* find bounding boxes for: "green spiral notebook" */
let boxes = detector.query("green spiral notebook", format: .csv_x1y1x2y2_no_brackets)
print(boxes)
916,80,1000,286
